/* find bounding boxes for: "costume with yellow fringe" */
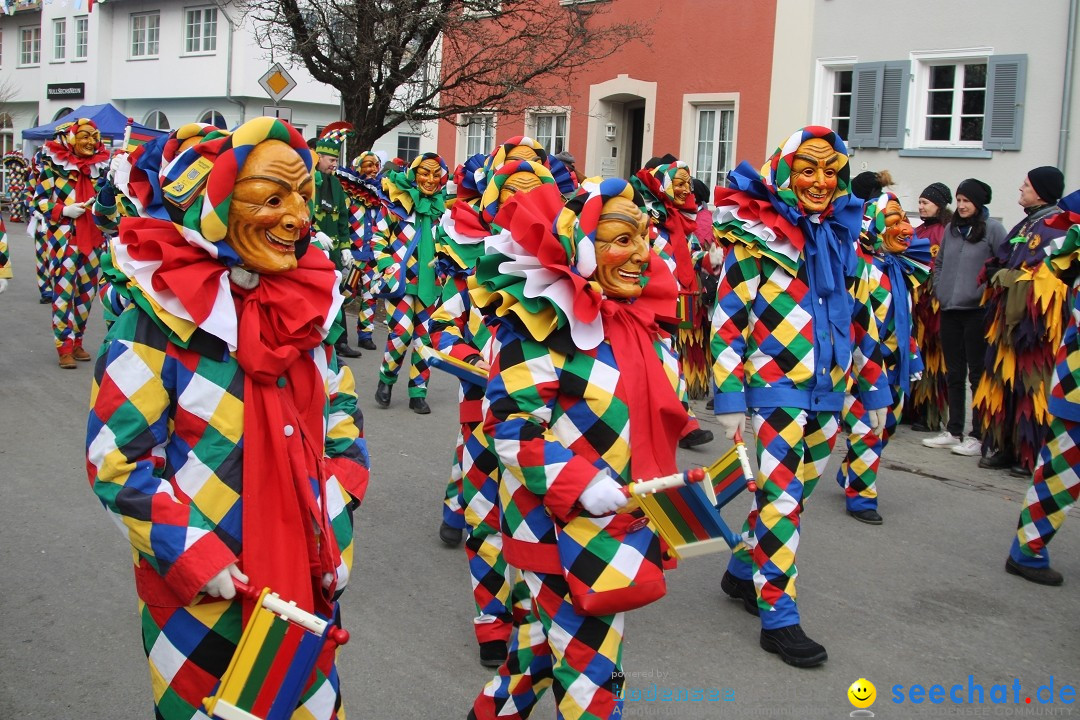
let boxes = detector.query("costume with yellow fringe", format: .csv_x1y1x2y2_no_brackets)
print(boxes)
974,202,1069,471
1009,190,1080,575
907,219,949,431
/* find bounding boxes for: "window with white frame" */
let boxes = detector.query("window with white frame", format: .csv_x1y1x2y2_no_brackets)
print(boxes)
199,109,226,129
184,7,218,54
464,115,495,157
130,12,160,58
830,69,853,141
53,18,66,61
74,16,88,59
693,105,735,190
19,26,40,66
846,52,1027,152
145,110,170,130
922,61,986,146
532,112,567,155
397,134,420,164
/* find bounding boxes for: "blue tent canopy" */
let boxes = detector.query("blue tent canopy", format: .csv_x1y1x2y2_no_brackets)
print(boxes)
21,103,165,141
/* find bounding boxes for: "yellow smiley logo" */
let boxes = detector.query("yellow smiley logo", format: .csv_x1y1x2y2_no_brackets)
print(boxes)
848,678,876,709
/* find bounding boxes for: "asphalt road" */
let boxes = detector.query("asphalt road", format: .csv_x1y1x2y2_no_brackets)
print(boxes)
1,223,1077,719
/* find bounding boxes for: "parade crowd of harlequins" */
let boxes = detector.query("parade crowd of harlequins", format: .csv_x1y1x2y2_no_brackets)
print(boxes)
0,116,1076,720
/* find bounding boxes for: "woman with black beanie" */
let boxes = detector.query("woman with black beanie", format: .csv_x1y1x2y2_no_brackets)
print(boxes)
923,178,1007,456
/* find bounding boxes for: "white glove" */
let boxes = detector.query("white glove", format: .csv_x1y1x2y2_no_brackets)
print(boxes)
909,371,923,383
108,152,128,184
201,564,248,600
61,204,86,219
340,251,355,272
708,244,724,271
312,231,333,253
868,408,887,436
579,471,629,516
0,278,7,294
716,412,745,441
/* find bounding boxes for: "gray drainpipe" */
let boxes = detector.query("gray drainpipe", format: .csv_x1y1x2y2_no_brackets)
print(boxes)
1058,0,1077,172
220,4,247,123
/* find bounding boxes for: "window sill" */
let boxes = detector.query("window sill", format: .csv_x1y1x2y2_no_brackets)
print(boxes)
71,58,87,63
127,56,160,62
17,63,41,69
898,148,993,159
49,59,66,64
180,51,217,58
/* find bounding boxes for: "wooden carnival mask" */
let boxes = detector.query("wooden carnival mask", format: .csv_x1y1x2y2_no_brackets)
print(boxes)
498,171,543,205
72,126,102,158
594,196,649,300
790,138,844,214
671,167,693,208
415,158,444,196
358,154,380,178
506,145,541,163
226,140,314,274
880,199,914,254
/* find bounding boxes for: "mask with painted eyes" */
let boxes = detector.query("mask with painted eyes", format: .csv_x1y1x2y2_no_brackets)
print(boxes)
593,196,650,299
415,158,444,196
671,167,692,207
225,140,314,274
358,155,380,178
880,199,914,254
72,127,102,158
506,145,541,163
790,138,843,213
498,171,543,206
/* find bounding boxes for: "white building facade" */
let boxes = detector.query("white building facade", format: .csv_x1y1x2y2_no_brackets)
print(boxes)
767,0,1078,225
0,0,437,162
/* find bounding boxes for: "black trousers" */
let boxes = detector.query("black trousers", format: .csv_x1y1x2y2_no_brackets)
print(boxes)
940,309,987,439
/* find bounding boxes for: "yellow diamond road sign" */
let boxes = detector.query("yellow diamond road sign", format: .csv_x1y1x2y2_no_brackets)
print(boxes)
259,63,297,103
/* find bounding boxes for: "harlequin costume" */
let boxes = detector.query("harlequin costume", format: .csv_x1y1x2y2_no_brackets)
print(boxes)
907,187,951,433
372,152,448,409
710,126,889,665
431,145,568,664
4,149,30,223
86,117,369,720
312,131,359,357
26,146,53,303
337,151,383,349
631,160,711,398
836,193,930,521
1007,189,1080,585
975,174,1068,473
468,179,688,720
33,118,110,366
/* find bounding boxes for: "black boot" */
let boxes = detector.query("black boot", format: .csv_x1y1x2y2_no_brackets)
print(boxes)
759,624,828,667
375,381,392,408
720,571,759,616
439,520,462,547
478,640,508,668
847,508,883,525
358,337,377,351
409,396,431,415
1005,557,1063,586
679,428,714,449
335,340,362,358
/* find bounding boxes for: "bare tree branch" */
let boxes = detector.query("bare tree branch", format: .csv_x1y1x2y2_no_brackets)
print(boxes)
239,0,652,151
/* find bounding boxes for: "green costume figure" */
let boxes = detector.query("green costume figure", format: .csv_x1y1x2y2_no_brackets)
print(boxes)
314,132,361,358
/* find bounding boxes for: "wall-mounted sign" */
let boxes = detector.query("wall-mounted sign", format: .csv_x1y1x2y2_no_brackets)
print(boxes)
46,83,85,100
262,105,293,123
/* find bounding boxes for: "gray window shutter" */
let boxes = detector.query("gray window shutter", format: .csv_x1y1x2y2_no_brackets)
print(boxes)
848,62,883,148
983,54,1027,151
877,61,910,148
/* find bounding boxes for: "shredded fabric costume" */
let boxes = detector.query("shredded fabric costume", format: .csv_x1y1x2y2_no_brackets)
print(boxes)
631,160,712,399
1009,192,1080,569
837,193,930,513
907,219,948,430
710,127,888,630
86,118,369,720
468,180,688,720
974,203,1068,471
33,119,110,357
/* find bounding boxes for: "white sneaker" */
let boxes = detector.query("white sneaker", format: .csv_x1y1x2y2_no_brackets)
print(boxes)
951,437,983,456
922,431,960,449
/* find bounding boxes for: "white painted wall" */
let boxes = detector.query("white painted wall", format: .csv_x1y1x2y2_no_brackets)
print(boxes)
779,0,1078,226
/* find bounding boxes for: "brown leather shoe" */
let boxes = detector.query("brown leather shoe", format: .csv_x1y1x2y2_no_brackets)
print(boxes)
72,347,92,362
58,353,77,369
